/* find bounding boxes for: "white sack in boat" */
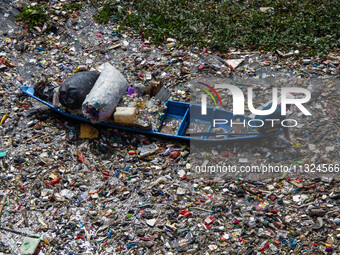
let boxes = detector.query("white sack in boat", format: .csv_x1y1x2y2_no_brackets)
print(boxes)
82,63,128,123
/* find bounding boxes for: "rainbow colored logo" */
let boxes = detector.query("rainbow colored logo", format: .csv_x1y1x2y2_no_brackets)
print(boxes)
198,81,223,107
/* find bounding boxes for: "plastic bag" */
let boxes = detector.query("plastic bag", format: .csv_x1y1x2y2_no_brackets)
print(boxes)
82,63,128,123
59,71,99,109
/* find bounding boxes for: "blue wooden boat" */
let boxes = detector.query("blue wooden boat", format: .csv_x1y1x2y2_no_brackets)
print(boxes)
21,86,280,142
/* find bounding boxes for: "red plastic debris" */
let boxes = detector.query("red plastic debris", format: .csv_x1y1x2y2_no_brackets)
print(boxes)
259,242,270,252
75,235,85,241
50,176,62,186
140,237,151,241
169,151,181,159
179,209,187,215
204,216,214,228
77,153,83,163
183,211,192,218
17,202,23,210
274,240,281,245
220,236,227,242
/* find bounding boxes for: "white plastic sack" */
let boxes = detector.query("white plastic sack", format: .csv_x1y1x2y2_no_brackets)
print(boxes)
82,63,128,123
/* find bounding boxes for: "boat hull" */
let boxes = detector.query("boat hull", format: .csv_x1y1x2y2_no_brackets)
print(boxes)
21,86,279,142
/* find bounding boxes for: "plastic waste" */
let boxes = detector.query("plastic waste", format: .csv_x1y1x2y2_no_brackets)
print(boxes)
82,63,128,123
0,2,338,253
114,107,136,124
19,237,40,255
59,71,99,109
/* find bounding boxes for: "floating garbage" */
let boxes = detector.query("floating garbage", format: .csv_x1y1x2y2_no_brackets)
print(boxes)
0,1,338,253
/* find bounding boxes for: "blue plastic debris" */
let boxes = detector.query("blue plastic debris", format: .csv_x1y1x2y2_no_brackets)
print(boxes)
108,229,114,238
127,243,137,249
290,237,297,248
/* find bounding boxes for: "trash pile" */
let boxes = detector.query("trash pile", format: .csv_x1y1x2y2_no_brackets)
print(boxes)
0,0,339,254
0,153,339,254
37,61,167,130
